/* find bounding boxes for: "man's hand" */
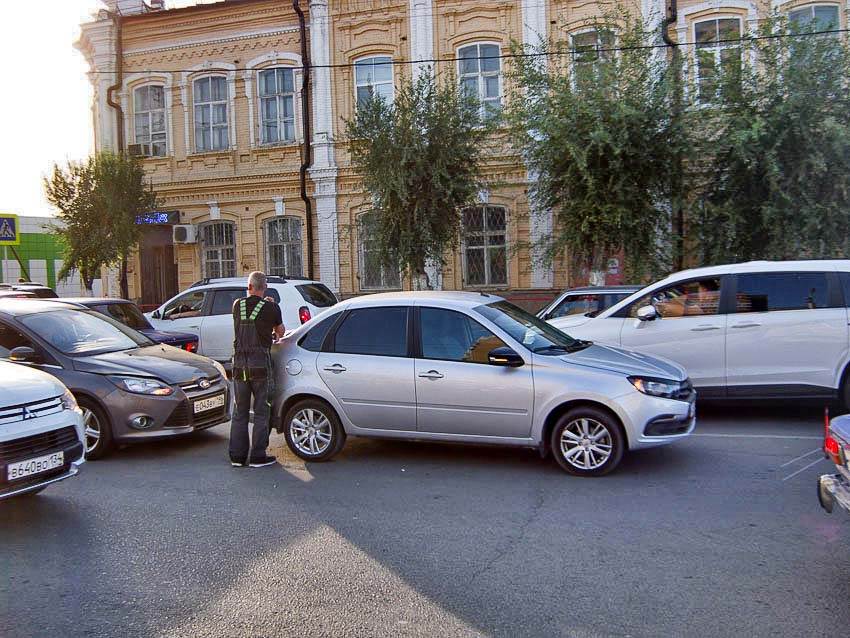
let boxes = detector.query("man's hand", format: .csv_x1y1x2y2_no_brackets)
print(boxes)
264,296,275,303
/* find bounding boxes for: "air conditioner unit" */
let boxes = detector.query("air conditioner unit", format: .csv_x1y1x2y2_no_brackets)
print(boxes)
127,143,149,158
173,225,197,244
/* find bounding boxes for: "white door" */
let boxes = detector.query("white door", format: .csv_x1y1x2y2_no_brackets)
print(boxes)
414,307,534,437
154,289,208,349
317,306,416,430
202,288,246,361
726,271,847,395
618,276,727,393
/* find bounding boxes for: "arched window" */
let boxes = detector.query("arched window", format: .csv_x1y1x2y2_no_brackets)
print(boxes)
258,68,296,144
788,4,839,30
463,205,507,287
201,221,236,278
193,76,229,152
570,29,615,92
457,43,502,117
265,217,303,277
354,56,394,107
694,18,742,104
358,213,401,290
133,85,167,157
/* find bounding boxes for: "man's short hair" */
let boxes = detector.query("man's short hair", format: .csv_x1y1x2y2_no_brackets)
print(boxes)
248,271,268,291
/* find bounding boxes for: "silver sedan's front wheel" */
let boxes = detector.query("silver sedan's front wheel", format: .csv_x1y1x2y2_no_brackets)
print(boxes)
551,407,624,476
283,399,345,462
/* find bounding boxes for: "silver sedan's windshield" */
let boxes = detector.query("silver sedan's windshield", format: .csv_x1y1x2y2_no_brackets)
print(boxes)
475,300,586,354
20,309,154,356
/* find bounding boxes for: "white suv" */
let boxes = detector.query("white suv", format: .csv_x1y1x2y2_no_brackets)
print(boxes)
548,260,850,405
0,361,85,500
146,277,338,363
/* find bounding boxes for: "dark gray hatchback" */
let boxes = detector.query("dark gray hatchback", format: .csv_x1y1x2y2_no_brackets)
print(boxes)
0,300,230,459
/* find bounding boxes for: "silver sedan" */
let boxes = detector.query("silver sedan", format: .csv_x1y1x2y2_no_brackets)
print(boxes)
271,292,695,476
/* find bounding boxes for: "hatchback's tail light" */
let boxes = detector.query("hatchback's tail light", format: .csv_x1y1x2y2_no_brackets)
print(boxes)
185,342,198,353
299,306,311,324
824,407,843,465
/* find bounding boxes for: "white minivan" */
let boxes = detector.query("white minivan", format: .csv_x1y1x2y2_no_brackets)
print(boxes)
0,361,85,499
548,260,850,405
146,276,338,363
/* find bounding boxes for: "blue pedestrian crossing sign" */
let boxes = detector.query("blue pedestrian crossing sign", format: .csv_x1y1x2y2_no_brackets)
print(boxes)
0,214,19,246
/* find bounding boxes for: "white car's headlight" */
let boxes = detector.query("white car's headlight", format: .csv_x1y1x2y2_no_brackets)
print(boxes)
628,376,684,399
109,376,174,396
60,389,80,412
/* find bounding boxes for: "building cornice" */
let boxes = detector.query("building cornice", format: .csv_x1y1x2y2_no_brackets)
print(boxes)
124,26,302,57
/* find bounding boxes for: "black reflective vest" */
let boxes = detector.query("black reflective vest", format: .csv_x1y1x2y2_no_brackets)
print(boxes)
232,298,271,379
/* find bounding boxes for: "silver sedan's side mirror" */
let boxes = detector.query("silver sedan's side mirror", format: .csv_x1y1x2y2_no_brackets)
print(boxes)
636,305,659,322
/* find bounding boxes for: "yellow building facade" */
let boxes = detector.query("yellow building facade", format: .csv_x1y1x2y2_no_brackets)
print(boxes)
78,0,846,306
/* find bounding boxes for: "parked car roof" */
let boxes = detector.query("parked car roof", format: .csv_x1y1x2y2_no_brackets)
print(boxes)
0,298,81,315
54,297,133,306
338,290,503,311
663,259,850,281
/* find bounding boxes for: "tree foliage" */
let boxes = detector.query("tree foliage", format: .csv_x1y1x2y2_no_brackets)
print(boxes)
695,18,850,263
44,151,157,294
506,11,693,282
345,70,489,288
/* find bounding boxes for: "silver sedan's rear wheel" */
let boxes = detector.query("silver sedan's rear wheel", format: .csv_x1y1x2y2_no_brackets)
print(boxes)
551,407,624,476
283,399,345,462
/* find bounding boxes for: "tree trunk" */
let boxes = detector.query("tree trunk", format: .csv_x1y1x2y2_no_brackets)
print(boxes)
412,266,432,291
120,255,129,299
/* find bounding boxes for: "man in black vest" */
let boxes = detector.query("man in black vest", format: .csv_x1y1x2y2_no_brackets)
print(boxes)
229,271,284,467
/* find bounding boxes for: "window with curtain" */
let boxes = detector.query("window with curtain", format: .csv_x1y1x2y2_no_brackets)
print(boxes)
358,213,401,290
354,56,394,107
463,206,507,287
694,18,743,104
201,222,236,279
133,85,167,157
571,30,615,92
259,68,296,144
266,217,303,277
458,43,502,117
194,76,229,152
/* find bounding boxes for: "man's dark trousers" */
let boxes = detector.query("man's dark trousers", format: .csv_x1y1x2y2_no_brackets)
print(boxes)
230,376,270,463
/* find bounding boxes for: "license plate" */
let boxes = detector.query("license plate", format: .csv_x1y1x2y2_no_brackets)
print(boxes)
8,451,64,482
193,393,225,414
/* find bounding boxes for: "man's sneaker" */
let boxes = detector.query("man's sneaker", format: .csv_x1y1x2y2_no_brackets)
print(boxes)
248,455,277,468
230,459,246,467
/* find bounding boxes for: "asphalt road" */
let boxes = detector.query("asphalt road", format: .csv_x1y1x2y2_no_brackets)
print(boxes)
2,404,849,638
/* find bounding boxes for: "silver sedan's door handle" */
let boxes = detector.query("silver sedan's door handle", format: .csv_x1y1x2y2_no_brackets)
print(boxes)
731,322,762,329
323,364,347,373
418,370,444,380
690,324,721,332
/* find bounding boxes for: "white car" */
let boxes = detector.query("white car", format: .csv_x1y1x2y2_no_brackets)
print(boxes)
146,276,338,363
548,260,850,405
0,361,85,499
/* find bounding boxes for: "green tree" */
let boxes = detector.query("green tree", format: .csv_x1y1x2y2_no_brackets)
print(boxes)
345,70,489,289
44,151,157,296
506,11,694,283
696,17,850,262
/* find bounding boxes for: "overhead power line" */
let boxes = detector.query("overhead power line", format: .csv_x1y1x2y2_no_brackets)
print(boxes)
83,26,850,75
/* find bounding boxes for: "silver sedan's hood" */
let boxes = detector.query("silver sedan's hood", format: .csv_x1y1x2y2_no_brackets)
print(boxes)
557,343,687,381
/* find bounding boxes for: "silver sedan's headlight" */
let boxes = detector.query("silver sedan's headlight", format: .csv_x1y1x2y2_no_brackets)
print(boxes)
109,376,174,396
60,389,80,412
628,376,683,399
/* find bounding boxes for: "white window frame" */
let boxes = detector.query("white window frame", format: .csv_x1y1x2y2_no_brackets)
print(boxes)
193,74,230,153
200,221,237,279
462,205,509,288
457,42,503,118
257,67,297,146
358,213,401,291
693,17,743,104
569,28,616,90
133,84,168,157
354,55,395,107
787,3,840,29
265,217,303,277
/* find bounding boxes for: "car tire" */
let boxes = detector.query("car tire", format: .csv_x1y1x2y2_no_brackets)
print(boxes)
283,399,346,462
78,398,113,461
550,406,625,477
841,372,850,413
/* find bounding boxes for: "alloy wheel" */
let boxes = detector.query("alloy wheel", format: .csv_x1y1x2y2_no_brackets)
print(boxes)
83,407,101,454
559,417,613,471
290,408,332,456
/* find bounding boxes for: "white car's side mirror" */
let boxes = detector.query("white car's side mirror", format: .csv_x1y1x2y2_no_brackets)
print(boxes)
636,305,659,322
